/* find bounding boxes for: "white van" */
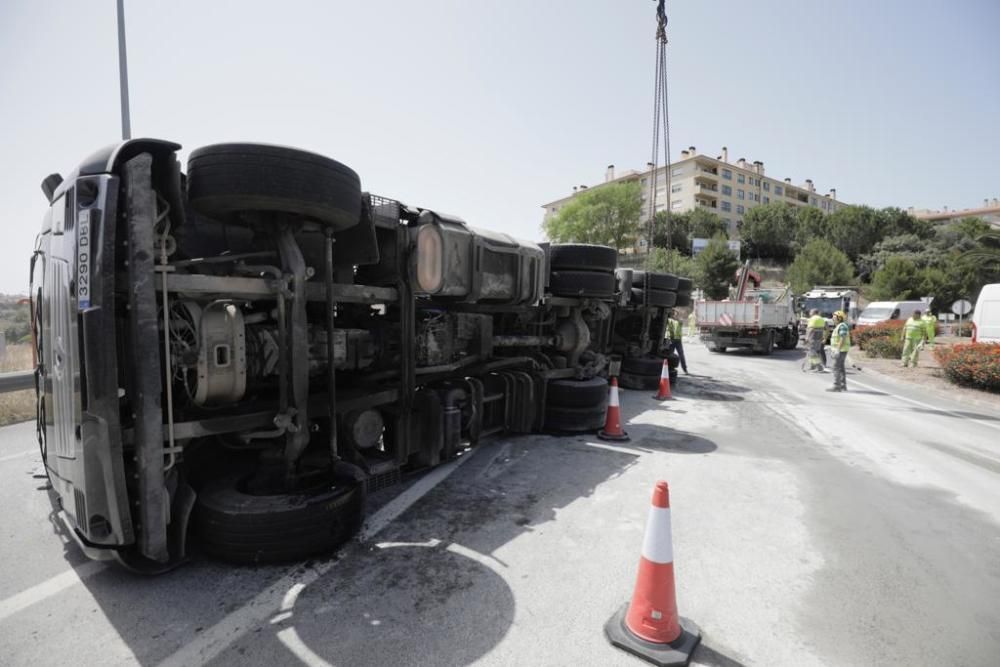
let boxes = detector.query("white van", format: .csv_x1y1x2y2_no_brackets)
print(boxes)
856,301,926,327
972,283,1000,343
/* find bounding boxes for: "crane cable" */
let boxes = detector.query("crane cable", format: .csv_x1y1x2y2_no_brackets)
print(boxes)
645,0,672,270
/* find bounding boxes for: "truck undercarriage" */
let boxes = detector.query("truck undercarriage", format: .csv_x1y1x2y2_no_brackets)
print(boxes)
31,140,691,571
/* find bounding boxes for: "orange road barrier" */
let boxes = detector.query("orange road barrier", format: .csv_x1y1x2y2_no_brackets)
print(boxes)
605,481,701,666
597,377,630,442
652,359,673,401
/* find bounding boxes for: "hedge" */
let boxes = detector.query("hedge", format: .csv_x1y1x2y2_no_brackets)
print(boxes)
855,320,905,350
865,336,904,359
933,343,1000,393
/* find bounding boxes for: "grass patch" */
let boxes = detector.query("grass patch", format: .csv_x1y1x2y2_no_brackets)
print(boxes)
0,344,35,425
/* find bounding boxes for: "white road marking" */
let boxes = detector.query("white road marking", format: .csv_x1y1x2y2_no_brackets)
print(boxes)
157,448,480,667
276,627,335,667
848,378,1000,433
0,449,36,463
0,561,106,623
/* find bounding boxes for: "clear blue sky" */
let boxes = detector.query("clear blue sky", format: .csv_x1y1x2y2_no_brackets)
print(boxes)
1,0,997,293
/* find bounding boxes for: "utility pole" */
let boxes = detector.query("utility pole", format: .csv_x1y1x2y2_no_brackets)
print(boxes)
117,0,132,140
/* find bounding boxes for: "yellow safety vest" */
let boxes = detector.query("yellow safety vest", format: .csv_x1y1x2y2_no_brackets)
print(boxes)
807,315,826,330
830,322,850,351
903,317,924,341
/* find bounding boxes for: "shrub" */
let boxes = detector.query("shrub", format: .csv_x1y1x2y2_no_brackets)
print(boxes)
953,321,973,337
855,320,904,350
865,336,904,359
933,343,1000,392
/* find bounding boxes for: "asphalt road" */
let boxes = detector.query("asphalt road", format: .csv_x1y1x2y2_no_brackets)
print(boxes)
1,342,998,666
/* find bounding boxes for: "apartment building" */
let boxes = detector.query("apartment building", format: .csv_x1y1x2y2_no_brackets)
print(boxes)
542,145,847,239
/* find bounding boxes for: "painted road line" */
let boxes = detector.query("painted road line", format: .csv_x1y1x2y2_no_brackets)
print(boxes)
0,449,36,463
0,561,106,623
848,378,1000,434
157,448,481,667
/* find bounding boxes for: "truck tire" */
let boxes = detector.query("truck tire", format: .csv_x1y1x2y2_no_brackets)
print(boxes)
631,288,677,308
674,293,692,308
188,143,362,230
780,327,799,350
546,377,608,409
548,244,617,273
631,271,679,291
752,330,774,355
677,277,693,292
622,356,666,376
194,474,362,564
708,343,727,353
544,404,607,432
549,270,616,298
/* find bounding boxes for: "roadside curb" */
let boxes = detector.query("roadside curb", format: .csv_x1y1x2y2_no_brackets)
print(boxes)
846,353,1000,413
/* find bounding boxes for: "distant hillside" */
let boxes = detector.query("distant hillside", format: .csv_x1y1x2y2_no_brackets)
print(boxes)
0,296,30,344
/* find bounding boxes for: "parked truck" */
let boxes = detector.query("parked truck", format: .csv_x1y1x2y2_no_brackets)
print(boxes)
30,139,688,572
696,261,798,354
797,286,862,339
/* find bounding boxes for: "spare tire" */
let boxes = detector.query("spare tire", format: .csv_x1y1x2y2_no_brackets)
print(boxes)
546,376,608,409
549,244,617,273
674,293,692,308
632,271,679,291
676,277,693,292
622,355,666,376
188,143,362,229
195,474,362,564
631,288,677,308
549,270,616,298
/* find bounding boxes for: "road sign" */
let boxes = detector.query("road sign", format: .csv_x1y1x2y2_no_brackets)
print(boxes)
952,299,972,316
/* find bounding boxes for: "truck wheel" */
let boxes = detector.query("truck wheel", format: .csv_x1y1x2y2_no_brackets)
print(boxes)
676,277,693,292
674,293,692,308
549,270,616,298
709,344,727,353
548,244,617,272
753,331,774,356
546,377,608,408
544,404,608,432
781,327,799,350
631,288,677,308
622,356,667,376
187,143,362,229
631,271,679,291
194,474,362,564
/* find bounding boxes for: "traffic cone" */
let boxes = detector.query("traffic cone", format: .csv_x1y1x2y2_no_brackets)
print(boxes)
605,481,701,666
598,377,630,442
652,359,673,400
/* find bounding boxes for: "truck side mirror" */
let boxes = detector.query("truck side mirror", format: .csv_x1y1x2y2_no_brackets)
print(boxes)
41,173,63,203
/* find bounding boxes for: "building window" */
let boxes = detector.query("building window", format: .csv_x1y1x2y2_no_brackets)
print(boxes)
671,167,683,177
721,201,731,212
671,183,682,193
640,178,647,186
775,185,783,195
763,182,770,191
722,185,732,196
736,204,745,214
737,189,745,200
763,196,769,204
737,174,745,184
810,197,817,205
671,200,682,210
722,169,732,180
754,193,760,202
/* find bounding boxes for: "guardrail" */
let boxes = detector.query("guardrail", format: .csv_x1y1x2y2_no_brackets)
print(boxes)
0,371,34,394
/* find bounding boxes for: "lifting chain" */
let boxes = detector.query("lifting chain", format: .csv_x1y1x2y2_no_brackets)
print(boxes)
645,0,672,270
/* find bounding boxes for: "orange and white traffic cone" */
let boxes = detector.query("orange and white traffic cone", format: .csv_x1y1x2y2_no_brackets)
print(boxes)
652,359,673,401
605,481,700,666
598,377,630,442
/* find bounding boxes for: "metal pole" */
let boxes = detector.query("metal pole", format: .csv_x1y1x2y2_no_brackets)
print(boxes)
117,0,132,140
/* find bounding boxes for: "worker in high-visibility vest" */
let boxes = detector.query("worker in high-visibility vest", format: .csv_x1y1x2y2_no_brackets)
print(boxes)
804,309,826,372
826,310,850,392
921,310,937,345
666,316,688,374
901,310,927,367
686,310,697,339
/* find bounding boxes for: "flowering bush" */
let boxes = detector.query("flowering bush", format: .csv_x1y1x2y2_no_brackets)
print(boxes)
865,336,904,359
855,320,905,350
934,343,1000,392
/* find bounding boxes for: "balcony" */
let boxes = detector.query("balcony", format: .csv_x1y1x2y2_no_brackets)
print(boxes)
695,184,719,199
694,160,718,179
696,199,718,209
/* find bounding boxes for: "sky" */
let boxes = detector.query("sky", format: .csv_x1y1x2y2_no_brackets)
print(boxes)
1,0,998,294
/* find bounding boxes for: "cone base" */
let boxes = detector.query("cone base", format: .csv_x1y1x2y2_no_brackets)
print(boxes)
652,392,673,401
598,429,630,442
604,603,701,667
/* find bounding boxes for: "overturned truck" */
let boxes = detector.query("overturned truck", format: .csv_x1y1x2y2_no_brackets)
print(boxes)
30,140,691,571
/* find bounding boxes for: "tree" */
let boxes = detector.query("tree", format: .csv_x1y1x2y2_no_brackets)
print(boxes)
651,208,727,255
823,205,884,263
786,239,855,294
793,206,826,253
739,203,797,261
648,247,698,282
866,256,922,301
878,207,934,240
962,229,1000,272
697,236,740,299
543,181,643,250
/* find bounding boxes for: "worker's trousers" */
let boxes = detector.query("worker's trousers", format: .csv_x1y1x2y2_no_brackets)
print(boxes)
901,338,921,367
670,340,687,373
832,350,847,389
807,332,825,370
